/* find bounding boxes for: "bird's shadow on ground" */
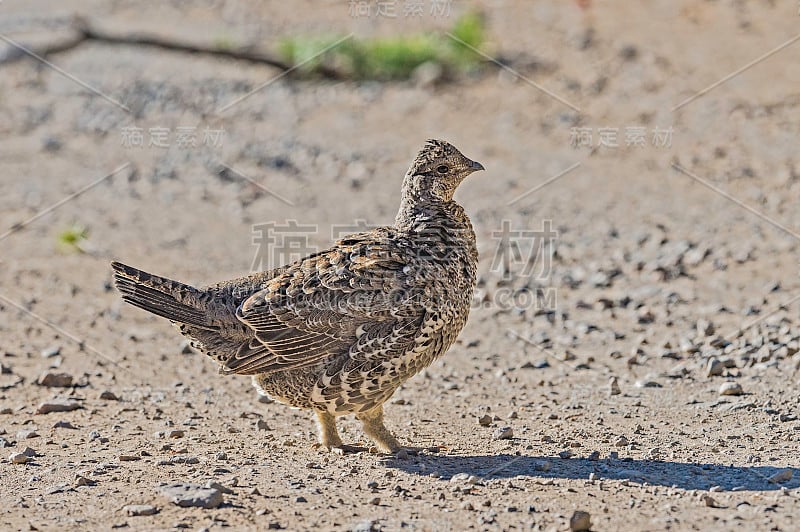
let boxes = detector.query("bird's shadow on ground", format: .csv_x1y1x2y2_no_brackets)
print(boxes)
383,453,799,492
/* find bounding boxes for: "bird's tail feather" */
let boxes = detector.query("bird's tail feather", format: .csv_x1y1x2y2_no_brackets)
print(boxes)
111,261,215,330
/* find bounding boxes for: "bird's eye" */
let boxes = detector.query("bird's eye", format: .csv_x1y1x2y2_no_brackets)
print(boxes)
436,165,449,174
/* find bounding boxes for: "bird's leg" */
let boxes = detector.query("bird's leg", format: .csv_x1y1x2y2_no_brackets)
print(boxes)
356,405,402,453
315,410,343,448
314,411,367,453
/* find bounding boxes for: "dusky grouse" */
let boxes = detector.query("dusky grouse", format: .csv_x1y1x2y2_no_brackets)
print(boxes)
112,139,484,453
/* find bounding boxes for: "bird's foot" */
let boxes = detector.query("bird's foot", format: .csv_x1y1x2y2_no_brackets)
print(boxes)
312,442,370,455
331,444,370,455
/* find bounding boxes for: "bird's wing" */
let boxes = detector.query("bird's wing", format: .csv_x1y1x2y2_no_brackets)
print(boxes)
223,232,424,375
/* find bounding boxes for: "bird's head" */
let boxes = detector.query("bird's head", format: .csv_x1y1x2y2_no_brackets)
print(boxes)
404,139,484,201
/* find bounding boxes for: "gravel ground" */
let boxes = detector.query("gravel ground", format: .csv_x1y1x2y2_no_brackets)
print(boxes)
1,1,799,530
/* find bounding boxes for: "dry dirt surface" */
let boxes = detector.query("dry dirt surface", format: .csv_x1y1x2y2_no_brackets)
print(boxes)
2,1,800,531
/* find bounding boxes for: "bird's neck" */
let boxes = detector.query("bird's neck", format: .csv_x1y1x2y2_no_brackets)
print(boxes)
394,191,470,234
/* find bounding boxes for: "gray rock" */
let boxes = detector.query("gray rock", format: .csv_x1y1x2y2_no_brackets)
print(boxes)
124,504,158,516
205,480,234,494
40,345,61,358
701,494,723,508
634,379,662,388
37,372,73,387
492,427,513,440
684,247,708,267
570,510,592,531
351,519,378,532
706,358,724,377
767,469,793,483
75,474,95,486
21,447,37,457
36,399,82,414
9,452,29,464
159,483,223,509
719,382,744,396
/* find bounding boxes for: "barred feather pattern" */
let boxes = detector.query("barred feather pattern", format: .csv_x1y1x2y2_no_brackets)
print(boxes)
113,139,482,417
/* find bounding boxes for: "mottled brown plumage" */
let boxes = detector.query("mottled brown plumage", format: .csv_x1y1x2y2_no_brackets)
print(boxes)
112,139,484,453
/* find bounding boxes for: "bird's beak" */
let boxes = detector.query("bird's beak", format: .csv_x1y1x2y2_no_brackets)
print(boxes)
469,160,485,172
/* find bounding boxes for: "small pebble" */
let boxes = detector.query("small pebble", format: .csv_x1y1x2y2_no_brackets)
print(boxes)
36,399,82,415
206,481,234,494
706,358,724,377
570,510,592,531
40,345,61,358
75,474,95,486
159,483,223,509
719,382,744,396
124,504,158,516
492,427,513,440
9,452,29,464
99,390,119,401
37,372,73,387
701,494,723,508
477,414,492,426
608,376,621,396
768,469,793,483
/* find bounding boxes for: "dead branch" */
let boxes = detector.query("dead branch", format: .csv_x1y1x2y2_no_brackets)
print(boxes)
0,17,344,79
